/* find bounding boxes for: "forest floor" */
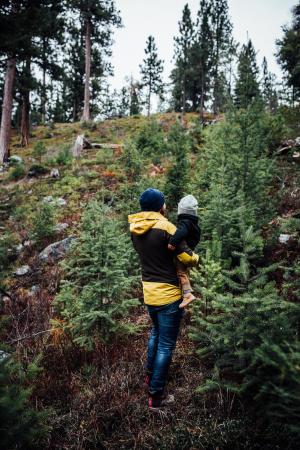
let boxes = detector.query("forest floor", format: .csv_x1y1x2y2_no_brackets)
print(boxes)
0,111,299,449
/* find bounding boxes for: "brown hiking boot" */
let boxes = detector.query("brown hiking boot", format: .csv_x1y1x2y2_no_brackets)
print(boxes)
148,392,175,410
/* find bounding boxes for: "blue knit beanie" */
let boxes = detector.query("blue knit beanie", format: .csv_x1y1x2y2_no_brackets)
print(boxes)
139,188,165,212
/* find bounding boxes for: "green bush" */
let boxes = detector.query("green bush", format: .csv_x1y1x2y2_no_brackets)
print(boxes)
30,202,56,243
135,119,166,156
28,164,49,177
33,141,47,163
0,354,46,449
8,164,26,181
80,121,97,131
0,232,17,285
190,226,300,437
55,147,73,166
121,140,141,181
54,201,139,349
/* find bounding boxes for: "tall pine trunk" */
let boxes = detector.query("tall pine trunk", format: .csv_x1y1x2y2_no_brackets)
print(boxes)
0,57,16,164
41,38,47,124
200,68,205,122
147,89,151,117
181,68,186,124
82,18,91,122
20,57,31,147
20,91,30,147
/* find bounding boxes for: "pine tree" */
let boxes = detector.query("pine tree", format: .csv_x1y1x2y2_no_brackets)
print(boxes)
130,84,141,115
0,1,65,160
192,0,214,119
234,39,261,109
261,57,278,112
121,140,141,181
54,201,139,349
0,1,21,162
276,1,300,100
189,228,300,437
200,105,277,259
172,4,195,116
135,119,166,157
164,123,190,211
117,86,130,117
0,354,45,449
140,36,164,116
69,0,121,122
210,0,234,115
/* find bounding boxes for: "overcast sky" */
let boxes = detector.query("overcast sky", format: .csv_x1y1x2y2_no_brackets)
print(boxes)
108,0,296,90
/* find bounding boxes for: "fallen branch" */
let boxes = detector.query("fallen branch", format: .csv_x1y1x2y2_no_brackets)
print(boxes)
5,328,52,345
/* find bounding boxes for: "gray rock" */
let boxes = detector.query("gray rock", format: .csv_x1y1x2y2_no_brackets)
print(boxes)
55,222,69,232
30,285,39,294
50,168,60,178
14,265,31,276
23,240,32,247
279,234,291,244
0,350,11,362
42,196,66,206
39,236,77,262
43,195,54,203
9,155,23,164
57,197,67,206
16,243,24,254
295,137,300,146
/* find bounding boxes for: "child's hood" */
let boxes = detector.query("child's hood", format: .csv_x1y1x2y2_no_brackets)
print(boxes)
128,211,166,235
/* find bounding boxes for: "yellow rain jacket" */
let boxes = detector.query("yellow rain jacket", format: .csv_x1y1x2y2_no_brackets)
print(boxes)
128,211,199,306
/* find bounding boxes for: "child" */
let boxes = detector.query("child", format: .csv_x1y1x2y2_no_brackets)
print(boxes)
168,195,201,308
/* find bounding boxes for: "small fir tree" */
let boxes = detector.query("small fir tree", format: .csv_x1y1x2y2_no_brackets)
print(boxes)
135,119,166,157
54,201,139,349
0,354,46,449
121,140,141,181
33,141,47,163
261,57,278,112
30,202,56,244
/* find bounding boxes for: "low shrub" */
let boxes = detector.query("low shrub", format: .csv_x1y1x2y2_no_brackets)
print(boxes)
135,119,166,156
55,147,73,166
8,164,26,181
30,202,56,244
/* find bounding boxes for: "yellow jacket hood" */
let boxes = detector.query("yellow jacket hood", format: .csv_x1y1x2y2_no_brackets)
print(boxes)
128,211,167,235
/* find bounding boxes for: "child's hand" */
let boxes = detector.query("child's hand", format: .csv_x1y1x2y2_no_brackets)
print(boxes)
168,243,176,251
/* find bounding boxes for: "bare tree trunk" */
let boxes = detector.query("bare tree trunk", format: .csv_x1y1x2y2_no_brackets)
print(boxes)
41,67,46,124
147,77,152,117
20,57,31,147
181,69,186,125
20,91,30,147
0,57,16,164
82,19,91,122
200,72,205,123
147,89,151,117
41,39,47,124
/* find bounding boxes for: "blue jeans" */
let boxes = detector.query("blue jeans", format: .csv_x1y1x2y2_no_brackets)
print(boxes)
146,299,184,394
